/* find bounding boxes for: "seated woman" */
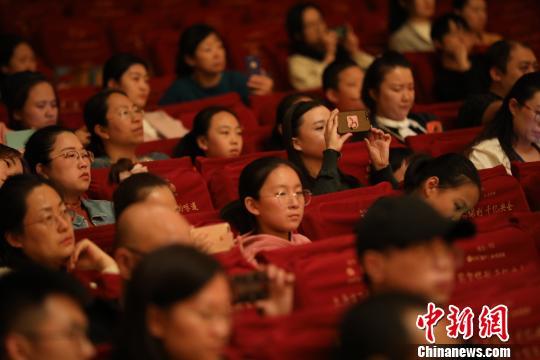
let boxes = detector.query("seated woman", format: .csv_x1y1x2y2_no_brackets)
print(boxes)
84,89,168,168
453,0,501,47
24,125,115,229
361,51,433,142
404,153,481,220
159,24,273,105
116,244,294,359
286,2,374,90
173,106,243,162
0,174,118,276
0,33,37,77
264,93,313,151
102,53,189,141
389,0,436,52
467,72,540,174
282,100,397,195
0,143,24,187
221,157,312,266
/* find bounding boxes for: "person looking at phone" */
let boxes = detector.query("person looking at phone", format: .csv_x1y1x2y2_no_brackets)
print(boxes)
388,0,436,53
286,2,374,90
403,153,481,220
322,59,365,111
355,195,476,305
159,24,273,106
282,100,397,195
361,51,434,142
173,106,243,163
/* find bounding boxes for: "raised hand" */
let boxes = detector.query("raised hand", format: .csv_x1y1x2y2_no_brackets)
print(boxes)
255,264,295,317
68,239,119,274
325,109,352,152
247,74,274,95
365,128,391,170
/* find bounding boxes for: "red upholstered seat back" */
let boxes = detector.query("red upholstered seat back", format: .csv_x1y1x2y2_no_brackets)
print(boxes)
75,224,115,255
512,161,540,211
405,127,481,155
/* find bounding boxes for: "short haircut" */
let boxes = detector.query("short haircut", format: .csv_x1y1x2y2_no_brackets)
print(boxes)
322,60,359,91
102,53,149,89
485,39,532,75
430,13,469,43
0,266,88,354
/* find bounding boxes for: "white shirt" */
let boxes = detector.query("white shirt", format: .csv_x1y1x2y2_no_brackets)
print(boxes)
376,116,427,140
468,138,512,174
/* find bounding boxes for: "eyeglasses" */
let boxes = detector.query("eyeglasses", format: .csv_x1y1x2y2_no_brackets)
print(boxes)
262,189,312,206
50,150,94,163
116,106,144,120
25,208,73,228
520,102,540,123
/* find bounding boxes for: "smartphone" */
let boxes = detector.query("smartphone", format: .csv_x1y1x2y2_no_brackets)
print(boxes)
190,222,234,254
245,55,262,76
337,110,371,135
333,25,347,38
230,271,269,304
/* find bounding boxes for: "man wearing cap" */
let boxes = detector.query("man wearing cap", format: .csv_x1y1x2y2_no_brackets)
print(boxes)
355,195,476,304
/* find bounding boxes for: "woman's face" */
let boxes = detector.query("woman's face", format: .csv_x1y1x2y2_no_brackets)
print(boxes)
197,112,243,158
9,185,75,269
410,0,435,19
460,0,487,33
39,132,92,199
512,92,540,144
423,181,480,220
301,6,327,47
372,66,415,121
293,105,330,160
118,64,150,109
3,42,37,74
248,165,306,236
15,82,58,129
0,157,23,187
149,274,232,360
188,33,226,75
102,93,144,147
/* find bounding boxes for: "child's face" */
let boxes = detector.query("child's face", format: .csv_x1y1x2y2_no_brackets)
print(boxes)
0,157,23,187
331,66,365,111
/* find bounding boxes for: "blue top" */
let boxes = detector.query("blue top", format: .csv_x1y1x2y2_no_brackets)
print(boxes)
91,152,169,169
159,71,250,105
72,198,115,230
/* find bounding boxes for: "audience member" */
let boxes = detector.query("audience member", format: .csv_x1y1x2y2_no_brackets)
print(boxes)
0,33,37,77
0,144,23,187
389,0,436,53
404,153,481,220
453,0,501,47
160,24,273,105
25,126,115,229
84,89,168,168
457,40,538,128
173,106,243,162
283,100,396,195
468,71,540,173
322,59,365,111
286,2,374,90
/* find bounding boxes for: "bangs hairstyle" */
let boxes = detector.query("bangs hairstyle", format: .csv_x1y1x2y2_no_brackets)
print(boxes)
103,53,150,89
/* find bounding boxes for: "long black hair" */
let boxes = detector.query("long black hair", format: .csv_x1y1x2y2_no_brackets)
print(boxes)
468,71,540,161
116,244,224,360
24,125,73,174
221,157,303,234
403,153,481,193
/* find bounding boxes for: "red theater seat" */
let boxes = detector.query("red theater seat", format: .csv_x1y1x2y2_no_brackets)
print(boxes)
403,52,437,103
249,92,289,126
512,161,540,211
75,224,116,255
412,101,462,130
135,138,180,158
57,86,100,114
405,127,481,155
465,166,530,219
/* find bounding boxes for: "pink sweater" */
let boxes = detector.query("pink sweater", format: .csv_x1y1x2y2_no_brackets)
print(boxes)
236,232,312,267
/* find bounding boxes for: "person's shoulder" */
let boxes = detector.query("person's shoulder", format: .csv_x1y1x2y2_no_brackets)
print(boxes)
222,70,248,85
143,152,170,161
471,137,502,152
92,157,111,168
159,77,196,105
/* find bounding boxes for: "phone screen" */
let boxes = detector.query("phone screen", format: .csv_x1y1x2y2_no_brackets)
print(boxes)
245,55,262,76
230,271,269,303
337,110,371,134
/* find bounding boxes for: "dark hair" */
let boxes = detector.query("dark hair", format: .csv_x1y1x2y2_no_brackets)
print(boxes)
221,157,302,234
117,244,224,360
0,33,30,70
265,93,313,151
388,0,415,33
113,172,171,218
485,40,532,76
0,144,22,162
24,125,72,174
175,24,224,78
108,158,137,184
322,60,360,92
431,13,469,43
0,174,55,269
403,153,481,193
469,71,540,161
361,51,412,114
338,292,427,360
286,2,328,59
389,147,413,173
173,106,239,162
102,53,149,89
452,0,468,11
0,266,88,356
1,71,53,129
84,88,127,157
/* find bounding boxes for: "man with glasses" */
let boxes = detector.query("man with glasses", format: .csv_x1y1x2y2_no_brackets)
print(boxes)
0,267,96,360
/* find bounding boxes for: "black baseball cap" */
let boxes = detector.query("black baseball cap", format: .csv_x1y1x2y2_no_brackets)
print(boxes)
355,195,476,255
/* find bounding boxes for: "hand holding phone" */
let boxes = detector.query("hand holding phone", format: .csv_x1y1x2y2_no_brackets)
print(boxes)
230,271,269,304
337,110,371,135
245,55,262,76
